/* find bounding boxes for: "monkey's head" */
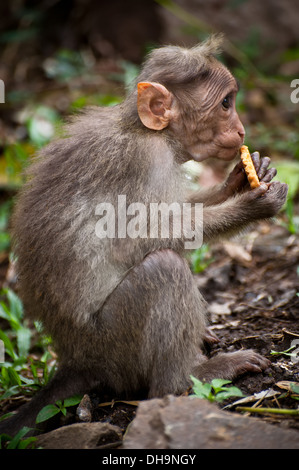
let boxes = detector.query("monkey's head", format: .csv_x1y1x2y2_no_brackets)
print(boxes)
136,35,245,163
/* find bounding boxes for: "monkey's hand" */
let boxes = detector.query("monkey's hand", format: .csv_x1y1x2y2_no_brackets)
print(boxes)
239,180,288,220
223,152,277,198
202,180,288,243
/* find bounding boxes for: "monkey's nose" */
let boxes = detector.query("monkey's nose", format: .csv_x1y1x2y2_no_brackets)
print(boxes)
238,124,246,141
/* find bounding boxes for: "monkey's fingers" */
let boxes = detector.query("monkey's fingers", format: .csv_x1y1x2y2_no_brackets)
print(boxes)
248,182,269,199
250,151,261,173
260,167,277,183
230,350,271,377
240,145,260,189
257,156,271,180
203,327,220,345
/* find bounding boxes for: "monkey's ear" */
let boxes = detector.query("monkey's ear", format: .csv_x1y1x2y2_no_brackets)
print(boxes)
137,82,175,130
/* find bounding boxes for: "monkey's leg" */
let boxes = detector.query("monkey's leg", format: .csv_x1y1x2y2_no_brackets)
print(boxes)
99,248,207,398
100,249,270,396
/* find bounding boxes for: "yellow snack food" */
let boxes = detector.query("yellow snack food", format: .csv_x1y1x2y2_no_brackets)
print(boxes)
240,145,260,189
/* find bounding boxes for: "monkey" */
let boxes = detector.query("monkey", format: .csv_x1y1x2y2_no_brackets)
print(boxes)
0,35,288,436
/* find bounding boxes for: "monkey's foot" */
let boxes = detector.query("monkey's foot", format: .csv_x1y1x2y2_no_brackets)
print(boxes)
193,349,271,383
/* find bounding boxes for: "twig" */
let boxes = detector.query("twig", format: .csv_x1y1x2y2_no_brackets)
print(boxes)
236,406,299,416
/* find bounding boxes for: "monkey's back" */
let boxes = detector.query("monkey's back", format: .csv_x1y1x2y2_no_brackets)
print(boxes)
12,105,185,346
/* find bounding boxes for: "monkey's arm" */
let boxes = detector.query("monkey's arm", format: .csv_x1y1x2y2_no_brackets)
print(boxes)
187,184,231,206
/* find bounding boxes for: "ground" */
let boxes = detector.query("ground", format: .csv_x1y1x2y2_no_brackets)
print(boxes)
200,221,299,429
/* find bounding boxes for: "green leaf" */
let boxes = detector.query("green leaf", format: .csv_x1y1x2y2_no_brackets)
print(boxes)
63,394,83,407
17,436,37,449
0,232,10,252
6,367,22,386
190,375,213,400
6,426,32,449
0,385,20,400
190,375,244,403
215,387,244,402
36,404,60,423
0,330,17,360
0,432,11,449
5,287,24,322
211,379,232,393
16,326,31,358
0,412,14,422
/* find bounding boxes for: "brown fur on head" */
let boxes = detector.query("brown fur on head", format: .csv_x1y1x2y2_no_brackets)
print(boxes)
137,34,224,87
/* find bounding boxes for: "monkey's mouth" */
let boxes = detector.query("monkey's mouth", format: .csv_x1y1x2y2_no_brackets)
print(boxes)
218,147,240,161
215,142,242,159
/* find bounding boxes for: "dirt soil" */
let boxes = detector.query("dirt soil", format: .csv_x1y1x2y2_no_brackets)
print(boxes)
198,221,299,428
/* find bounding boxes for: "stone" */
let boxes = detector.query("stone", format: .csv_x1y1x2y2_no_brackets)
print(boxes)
36,422,122,449
122,395,299,449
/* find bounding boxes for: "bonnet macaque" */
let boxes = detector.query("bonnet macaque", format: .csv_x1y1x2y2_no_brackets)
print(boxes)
0,36,287,435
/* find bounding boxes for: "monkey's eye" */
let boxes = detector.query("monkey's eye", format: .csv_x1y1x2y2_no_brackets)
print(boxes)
221,95,230,110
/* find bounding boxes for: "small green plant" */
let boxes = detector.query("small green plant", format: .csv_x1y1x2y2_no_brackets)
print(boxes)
0,201,13,253
284,198,299,234
290,382,299,400
270,345,298,359
190,376,244,403
0,288,32,362
36,395,83,424
3,142,32,187
0,288,56,401
0,426,37,449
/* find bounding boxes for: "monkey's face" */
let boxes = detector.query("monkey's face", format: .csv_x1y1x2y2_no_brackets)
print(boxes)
172,67,245,163
137,65,245,163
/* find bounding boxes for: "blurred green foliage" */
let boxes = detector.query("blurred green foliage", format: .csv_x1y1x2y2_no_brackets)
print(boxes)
0,426,37,449
0,288,55,401
43,49,90,82
190,244,214,274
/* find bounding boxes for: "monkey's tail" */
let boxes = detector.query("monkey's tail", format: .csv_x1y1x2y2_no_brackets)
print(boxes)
0,366,91,437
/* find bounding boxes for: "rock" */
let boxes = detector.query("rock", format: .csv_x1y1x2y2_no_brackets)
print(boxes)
122,395,299,449
76,394,93,422
36,422,122,449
